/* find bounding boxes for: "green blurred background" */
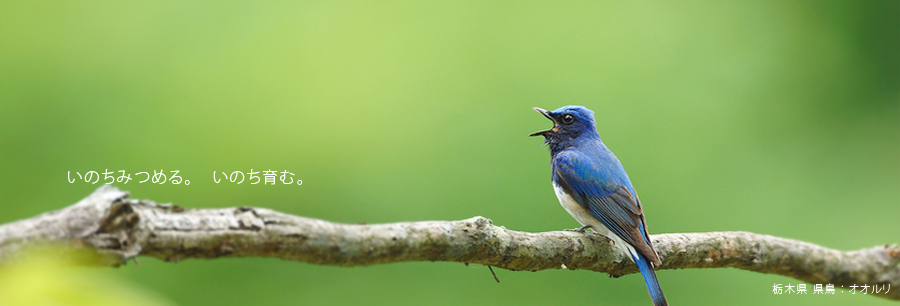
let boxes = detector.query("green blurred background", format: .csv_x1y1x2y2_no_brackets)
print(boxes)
1,0,897,305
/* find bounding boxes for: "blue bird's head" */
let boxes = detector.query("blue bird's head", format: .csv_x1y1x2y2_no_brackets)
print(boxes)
529,105,599,151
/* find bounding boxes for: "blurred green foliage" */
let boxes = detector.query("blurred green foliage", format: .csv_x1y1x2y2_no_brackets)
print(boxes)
0,249,174,306
0,0,897,305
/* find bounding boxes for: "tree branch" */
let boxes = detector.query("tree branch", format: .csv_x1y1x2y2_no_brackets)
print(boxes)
1,186,898,300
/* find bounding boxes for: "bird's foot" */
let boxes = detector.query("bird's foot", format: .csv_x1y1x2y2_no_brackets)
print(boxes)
564,225,595,241
564,225,592,233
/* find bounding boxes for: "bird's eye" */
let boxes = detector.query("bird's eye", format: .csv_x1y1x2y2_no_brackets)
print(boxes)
562,114,575,124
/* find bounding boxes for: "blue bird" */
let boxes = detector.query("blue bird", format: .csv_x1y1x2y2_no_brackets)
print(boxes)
530,105,667,306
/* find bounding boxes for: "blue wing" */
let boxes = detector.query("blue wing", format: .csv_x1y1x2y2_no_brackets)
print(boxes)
552,149,661,265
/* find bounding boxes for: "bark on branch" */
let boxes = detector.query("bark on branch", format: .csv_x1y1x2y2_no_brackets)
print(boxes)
1,186,898,300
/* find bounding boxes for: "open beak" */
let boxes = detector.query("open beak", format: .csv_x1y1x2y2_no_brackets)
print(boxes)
529,107,557,137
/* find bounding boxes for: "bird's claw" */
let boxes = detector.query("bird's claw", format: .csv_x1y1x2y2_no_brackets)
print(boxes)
564,225,592,233
564,225,596,241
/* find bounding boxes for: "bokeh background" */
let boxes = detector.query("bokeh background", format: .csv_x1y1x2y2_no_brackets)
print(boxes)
1,1,897,305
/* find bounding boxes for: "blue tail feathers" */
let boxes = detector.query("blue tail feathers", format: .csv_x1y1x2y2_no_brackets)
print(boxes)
631,250,668,306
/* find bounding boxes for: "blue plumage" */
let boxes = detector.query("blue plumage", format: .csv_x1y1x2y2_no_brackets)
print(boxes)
531,106,667,306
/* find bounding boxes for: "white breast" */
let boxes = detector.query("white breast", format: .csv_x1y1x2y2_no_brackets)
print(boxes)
552,182,634,259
